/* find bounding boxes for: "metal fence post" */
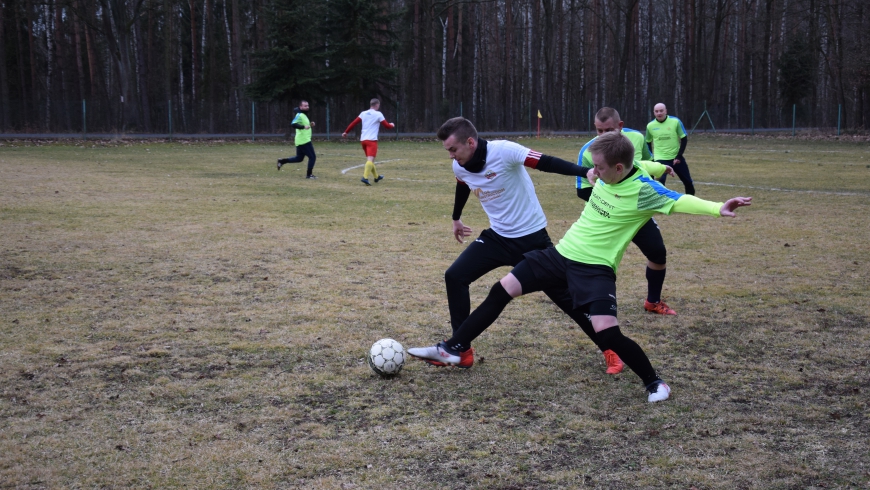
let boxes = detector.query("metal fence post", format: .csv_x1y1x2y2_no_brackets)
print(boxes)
529,101,532,136
750,101,754,135
168,99,173,141
82,100,86,139
792,104,796,137
252,102,256,141
837,104,841,136
326,101,330,141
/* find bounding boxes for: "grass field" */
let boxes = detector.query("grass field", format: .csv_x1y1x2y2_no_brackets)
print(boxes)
1,134,869,489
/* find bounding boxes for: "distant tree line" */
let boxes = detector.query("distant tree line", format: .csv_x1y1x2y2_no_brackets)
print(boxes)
1,0,868,133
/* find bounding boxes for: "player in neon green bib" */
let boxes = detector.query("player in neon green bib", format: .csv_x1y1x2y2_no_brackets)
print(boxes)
408,132,752,403
645,103,694,194
277,100,318,179
577,107,679,319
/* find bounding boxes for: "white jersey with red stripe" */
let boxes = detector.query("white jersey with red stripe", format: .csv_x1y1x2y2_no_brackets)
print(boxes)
452,140,547,238
358,109,387,141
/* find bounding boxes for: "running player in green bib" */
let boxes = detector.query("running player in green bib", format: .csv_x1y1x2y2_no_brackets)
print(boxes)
277,100,318,179
409,132,752,403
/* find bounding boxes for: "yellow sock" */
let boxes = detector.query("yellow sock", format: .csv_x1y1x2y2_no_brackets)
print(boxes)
364,161,377,180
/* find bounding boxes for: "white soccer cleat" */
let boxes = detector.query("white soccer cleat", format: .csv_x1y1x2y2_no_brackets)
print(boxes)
407,343,461,365
647,381,671,403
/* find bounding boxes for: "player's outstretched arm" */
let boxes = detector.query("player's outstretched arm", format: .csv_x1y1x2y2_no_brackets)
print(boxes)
671,194,750,217
719,197,752,217
533,154,588,177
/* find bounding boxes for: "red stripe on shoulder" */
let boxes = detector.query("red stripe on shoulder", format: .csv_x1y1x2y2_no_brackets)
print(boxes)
524,150,542,168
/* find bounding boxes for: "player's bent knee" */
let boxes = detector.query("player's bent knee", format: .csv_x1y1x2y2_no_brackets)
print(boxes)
499,274,522,298
444,268,471,289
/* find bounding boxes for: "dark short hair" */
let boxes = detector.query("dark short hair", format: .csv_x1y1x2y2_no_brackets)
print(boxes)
437,117,478,142
588,131,635,167
595,107,621,124
370,98,380,107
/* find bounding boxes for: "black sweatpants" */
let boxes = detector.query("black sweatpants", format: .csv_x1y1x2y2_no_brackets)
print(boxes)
282,142,317,175
656,157,694,195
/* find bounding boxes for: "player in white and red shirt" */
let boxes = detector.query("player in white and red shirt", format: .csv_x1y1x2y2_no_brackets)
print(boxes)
342,98,396,185
413,117,615,372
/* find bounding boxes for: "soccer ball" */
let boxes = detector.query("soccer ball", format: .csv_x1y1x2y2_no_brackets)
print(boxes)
368,338,405,378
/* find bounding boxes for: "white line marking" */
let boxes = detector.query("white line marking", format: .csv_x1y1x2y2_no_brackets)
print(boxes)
697,181,868,196
340,159,404,174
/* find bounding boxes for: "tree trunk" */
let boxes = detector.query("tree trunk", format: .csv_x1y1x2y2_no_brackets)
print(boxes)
26,0,39,128
134,19,151,130
189,0,198,129
0,2,10,129
46,3,53,130
232,0,243,128
72,8,87,105
207,0,215,133
14,4,29,128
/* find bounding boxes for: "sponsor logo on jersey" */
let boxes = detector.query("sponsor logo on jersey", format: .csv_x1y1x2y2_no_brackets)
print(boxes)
484,170,497,180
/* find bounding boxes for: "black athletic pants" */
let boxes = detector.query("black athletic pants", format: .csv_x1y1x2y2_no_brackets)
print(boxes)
282,142,317,175
656,157,694,195
444,227,603,351
631,218,667,266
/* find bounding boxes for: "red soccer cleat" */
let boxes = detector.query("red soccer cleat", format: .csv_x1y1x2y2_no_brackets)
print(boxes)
603,349,624,374
644,299,677,315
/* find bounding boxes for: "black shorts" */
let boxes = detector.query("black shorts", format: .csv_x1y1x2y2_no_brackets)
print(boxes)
512,247,618,316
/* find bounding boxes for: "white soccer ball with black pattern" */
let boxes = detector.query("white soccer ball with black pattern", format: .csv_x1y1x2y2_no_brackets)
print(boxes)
368,338,405,377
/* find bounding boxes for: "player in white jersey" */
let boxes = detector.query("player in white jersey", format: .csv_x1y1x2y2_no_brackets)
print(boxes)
342,98,396,185
421,117,622,372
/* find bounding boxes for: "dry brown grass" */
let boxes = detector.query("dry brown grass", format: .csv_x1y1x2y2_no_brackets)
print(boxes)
1,135,869,489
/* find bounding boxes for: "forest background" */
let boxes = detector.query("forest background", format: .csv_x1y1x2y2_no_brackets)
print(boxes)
1,0,868,135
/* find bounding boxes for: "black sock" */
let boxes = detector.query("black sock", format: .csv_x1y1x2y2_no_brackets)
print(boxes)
446,281,514,351
596,326,660,386
645,267,666,304
544,289,605,352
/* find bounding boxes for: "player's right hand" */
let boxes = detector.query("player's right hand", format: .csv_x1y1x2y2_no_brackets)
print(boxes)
453,220,473,243
342,132,347,138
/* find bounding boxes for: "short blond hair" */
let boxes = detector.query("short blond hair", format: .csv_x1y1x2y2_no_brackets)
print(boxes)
588,131,635,167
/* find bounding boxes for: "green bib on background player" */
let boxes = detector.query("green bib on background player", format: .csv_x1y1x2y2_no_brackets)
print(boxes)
645,116,686,160
292,112,312,146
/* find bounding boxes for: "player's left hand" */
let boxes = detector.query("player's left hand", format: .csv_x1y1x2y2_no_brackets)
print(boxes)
673,157,682,165
664,165,676,177
587,168,599,186
310,122,316,127
720,197,752,217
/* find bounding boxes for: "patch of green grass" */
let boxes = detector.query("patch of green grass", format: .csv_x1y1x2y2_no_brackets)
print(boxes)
1,135,869,488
